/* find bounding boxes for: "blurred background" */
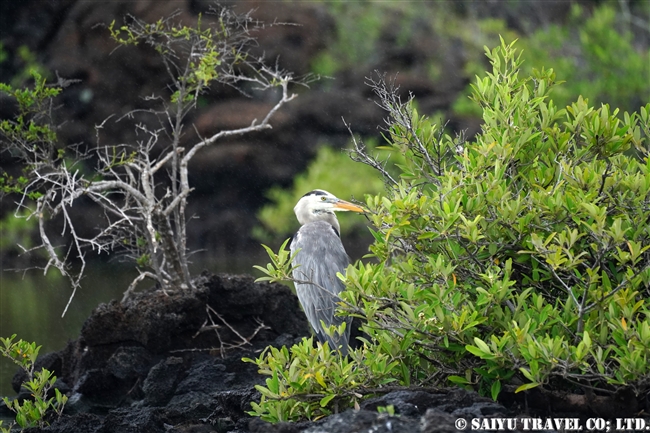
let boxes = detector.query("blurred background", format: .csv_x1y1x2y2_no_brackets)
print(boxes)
1,0,649,395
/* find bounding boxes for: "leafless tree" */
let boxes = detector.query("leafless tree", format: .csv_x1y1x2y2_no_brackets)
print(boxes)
1,5,312,316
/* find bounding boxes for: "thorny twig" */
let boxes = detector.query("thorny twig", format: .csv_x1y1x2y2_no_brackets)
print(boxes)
344,119,398,187
180,305,270,357
366,71,441,182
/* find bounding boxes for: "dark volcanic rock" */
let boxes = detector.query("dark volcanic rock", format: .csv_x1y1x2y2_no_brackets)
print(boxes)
19,272,310,432
304,410,422,433
247,389,530,433
142,356,186,407
361,390,452,416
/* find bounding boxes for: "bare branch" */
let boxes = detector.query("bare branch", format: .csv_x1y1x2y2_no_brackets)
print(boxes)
344,118,398,186
3,3,307,315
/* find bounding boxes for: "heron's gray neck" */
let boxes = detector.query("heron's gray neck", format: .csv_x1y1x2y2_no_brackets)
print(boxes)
321,212,341,235
301,210,340,236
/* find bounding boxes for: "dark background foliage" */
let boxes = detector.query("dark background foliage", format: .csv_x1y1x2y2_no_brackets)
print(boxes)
1,0,645,265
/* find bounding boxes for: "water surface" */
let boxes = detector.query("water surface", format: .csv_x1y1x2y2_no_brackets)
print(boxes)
0,253,267,397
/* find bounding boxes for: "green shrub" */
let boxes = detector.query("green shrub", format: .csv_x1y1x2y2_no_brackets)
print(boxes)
354,37,650,396
249,38,650,421
243,335,401,422
1,335,67,430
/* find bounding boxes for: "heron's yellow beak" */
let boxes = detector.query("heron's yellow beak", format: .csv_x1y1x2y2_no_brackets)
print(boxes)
333,200,365,213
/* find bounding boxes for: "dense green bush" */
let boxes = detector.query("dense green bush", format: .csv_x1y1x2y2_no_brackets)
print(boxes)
249,39,650,422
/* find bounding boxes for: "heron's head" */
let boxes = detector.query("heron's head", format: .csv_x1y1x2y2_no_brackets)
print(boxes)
294,189,364,230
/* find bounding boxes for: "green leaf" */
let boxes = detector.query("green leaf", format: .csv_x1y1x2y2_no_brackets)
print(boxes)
491,380,502,401
448,375,471,385
515,382,540,393
320,394,336,407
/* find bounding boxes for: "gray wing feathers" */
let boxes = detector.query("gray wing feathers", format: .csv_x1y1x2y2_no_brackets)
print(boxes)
290,221,352,355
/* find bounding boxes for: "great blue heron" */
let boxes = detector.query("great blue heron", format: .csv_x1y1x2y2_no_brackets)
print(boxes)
291,189,365,355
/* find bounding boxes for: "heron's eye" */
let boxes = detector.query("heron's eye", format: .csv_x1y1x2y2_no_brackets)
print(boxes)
321,196,326,201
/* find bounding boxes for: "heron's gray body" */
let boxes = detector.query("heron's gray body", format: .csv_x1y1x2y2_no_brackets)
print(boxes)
290,220,351,354
289,189,363,356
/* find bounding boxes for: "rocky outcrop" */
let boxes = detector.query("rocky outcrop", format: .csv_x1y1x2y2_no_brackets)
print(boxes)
3,273,308,432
